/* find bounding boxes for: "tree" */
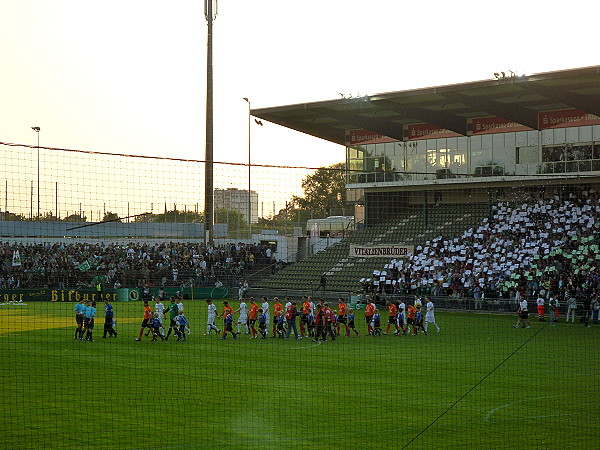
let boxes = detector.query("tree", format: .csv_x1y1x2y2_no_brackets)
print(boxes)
103,211,121,222
63,213,87,222
292,162,346,218
133,209,202,223
38,212,60,221
1,211,26,221
133,212,156,223
215,208,247,237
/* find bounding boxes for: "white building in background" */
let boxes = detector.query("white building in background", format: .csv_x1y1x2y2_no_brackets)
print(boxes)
214,188,258,224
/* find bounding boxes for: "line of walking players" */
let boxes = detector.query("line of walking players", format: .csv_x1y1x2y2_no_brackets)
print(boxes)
213,296,361,342
135,298,190,342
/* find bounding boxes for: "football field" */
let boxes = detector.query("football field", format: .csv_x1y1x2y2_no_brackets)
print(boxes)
1,300,598,449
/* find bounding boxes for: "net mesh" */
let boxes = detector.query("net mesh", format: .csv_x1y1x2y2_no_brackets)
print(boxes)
0,141,598,449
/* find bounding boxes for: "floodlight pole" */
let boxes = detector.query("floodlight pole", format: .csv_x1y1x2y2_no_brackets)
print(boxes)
243,97,251,241
31,127,41,220
204,0,217,244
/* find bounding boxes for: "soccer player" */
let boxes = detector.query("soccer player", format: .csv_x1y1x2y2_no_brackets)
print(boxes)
102,298,117,338
155,296,165,337
536,294,545,322
384,301,398,335
150,313,164,342
396,299,407,335
176,299,191,335
337,298,348,336
235,298,249,335
219,300,233,319
513,298,532,329
275,310,286,338
74,299,85,340
308,297,316,317
136,300,153,341
346,309,359,336
549,296,559,326
424,297,440,333
164,298,180,341
300,296,312,337
413,306,425,335
261,297,270,330
220,311,238,340
285,301,300,340
82,301,97,341
205,299,220,335
365,301,376,335
258,308,267,339
313,305,327,342
272,297,283,337
307,309,316,338
407,303,416,334
372,309,381,336
176,309,189,341
249,298,259,338
414,296,423,310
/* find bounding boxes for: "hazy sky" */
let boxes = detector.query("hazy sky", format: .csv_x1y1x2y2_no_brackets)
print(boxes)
0,0,597,179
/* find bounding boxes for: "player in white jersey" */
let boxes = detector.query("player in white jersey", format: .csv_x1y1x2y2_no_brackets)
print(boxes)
154,297,165,337
413,296,423,310
177,300,191,335
205,299,220,335
261,296,270,329
236,300,249,334
513,298,532,328
424,297,440,333
395,300,407,335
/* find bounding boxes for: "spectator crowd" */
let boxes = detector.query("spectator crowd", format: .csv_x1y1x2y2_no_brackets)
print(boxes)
361,190,600,309
0,241,278,290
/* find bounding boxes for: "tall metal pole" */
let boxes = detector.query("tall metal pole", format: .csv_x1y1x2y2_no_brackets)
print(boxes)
37,131,40,219
243,97,251,241
204,0,217,244
31,127,40,219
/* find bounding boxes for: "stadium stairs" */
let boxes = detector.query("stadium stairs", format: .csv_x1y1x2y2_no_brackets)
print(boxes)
254,203,490,293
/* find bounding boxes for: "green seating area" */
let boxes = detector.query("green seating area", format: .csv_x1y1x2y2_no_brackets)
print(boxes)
255,203,490,292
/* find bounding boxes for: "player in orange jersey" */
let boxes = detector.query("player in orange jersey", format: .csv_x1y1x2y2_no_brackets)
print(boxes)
135,300,153,341
248,298,259,338
384,301,399,335
406,303,416,335
336,298,348,336
272,297,283,337
365,301,376,335
218,301,234,339
300,296,312,337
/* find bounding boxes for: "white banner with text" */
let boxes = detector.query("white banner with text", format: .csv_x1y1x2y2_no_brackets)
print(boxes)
349,244,414,258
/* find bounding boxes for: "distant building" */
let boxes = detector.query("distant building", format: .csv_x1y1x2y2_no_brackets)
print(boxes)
214,188,258,224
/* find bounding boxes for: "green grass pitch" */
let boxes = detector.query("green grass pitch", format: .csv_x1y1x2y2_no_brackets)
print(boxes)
1,300,598,449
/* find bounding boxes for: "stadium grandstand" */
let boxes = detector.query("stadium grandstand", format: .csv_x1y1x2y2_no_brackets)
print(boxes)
251,66,600,305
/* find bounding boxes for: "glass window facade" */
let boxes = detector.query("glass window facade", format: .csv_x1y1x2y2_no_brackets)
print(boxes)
347,125,600,185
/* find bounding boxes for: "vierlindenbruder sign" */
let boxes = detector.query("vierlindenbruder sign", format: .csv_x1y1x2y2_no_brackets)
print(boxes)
349,245,414,258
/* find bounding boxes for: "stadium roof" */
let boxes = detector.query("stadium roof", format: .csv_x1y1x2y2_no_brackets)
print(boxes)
252,66,600,146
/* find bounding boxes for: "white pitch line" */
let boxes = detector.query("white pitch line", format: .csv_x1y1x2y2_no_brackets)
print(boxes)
484,395,558,422
290,340,323,350
485,413,578,423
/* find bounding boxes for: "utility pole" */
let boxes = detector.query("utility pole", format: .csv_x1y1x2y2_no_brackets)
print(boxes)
31,127,41,219
204,0,217,244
